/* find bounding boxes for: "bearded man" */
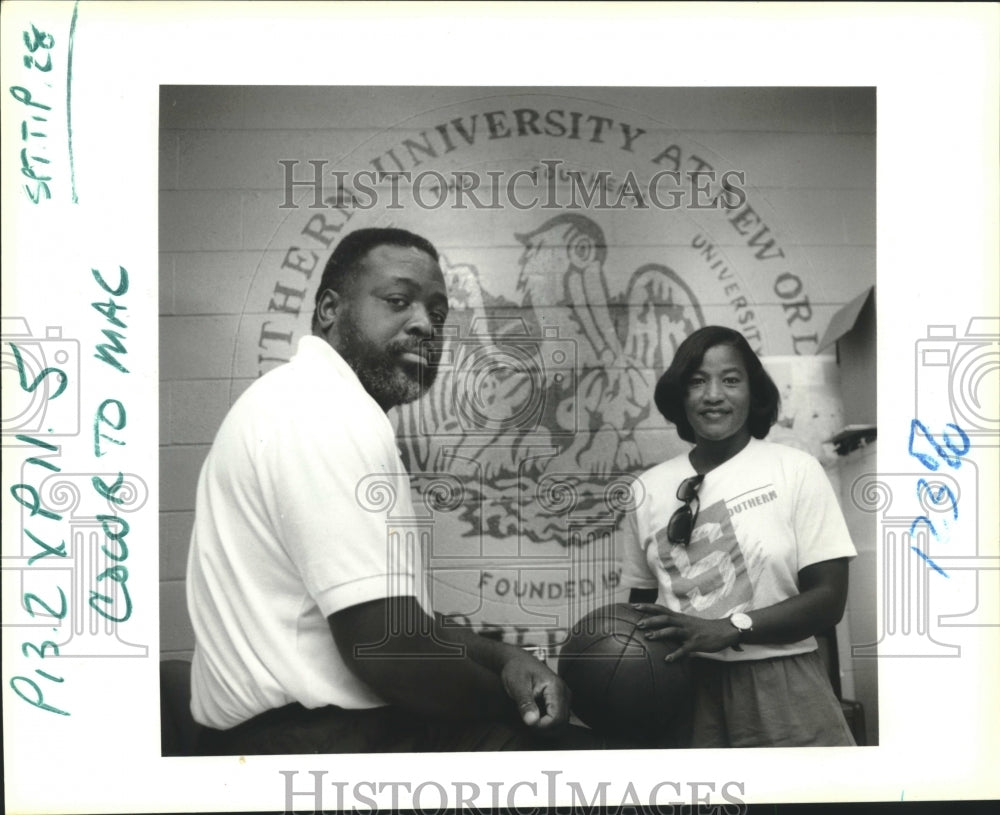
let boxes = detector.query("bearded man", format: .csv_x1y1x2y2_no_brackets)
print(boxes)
186,228,595,753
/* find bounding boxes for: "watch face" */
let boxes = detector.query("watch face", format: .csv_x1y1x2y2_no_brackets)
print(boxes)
731,612,753,631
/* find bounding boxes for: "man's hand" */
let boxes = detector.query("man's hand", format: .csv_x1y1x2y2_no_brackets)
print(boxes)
630,603,739,661
499,651,571,730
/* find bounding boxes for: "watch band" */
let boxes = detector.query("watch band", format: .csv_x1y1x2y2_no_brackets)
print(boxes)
729,612,753,651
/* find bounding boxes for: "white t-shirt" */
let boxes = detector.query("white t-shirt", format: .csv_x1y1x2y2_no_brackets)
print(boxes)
622,438,856,662
187,336,427,729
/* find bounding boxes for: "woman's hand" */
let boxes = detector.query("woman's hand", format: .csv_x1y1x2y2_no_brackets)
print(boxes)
630,603,740,661
629,559,850,661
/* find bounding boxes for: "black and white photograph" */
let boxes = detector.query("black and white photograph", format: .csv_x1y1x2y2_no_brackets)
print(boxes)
157,85,878,757
2,4,997,814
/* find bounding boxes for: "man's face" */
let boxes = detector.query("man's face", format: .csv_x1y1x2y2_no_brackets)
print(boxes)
332,244,449,410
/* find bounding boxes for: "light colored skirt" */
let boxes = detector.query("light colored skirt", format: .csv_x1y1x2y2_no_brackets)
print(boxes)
691,650,856,748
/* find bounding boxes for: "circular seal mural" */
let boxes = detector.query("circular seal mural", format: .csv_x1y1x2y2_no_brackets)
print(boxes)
233,90,850,653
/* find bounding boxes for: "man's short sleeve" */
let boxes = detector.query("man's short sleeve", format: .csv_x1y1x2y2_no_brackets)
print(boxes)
258,400,421,618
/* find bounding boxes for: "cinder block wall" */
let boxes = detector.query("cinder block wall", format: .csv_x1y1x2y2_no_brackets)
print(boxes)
160,87,875,666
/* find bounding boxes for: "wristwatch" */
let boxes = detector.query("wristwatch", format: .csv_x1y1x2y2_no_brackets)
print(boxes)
729,612,753,651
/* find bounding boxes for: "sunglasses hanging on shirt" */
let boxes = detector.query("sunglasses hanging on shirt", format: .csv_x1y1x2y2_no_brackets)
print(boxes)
667,473,705,546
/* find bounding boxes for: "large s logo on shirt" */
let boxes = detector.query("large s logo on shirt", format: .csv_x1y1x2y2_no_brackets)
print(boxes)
654,499,752,618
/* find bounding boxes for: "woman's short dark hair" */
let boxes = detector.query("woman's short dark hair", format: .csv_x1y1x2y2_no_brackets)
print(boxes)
653,325,780,443
311,228,439,328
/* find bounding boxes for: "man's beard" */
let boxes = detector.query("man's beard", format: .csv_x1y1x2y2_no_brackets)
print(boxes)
336,308,438,409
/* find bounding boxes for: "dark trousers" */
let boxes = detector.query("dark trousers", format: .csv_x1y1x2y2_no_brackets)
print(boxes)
196,703,605,754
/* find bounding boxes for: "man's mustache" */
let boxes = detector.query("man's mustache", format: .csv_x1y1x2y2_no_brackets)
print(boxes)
388,338,442,362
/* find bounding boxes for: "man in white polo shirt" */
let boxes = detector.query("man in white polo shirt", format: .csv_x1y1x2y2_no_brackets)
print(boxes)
186,228,596,753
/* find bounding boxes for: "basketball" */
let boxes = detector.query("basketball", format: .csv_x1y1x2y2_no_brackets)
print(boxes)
557,602,695,746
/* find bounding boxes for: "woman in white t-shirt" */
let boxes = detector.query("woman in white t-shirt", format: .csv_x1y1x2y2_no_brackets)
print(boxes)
624,325,857,747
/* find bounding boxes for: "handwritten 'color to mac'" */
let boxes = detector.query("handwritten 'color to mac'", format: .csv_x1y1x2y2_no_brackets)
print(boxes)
87,266,133,624
6,264,136,716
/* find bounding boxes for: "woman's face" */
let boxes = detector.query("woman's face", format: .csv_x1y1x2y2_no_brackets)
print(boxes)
683,343,752,445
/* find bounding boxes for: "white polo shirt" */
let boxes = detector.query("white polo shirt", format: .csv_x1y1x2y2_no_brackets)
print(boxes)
187,336,426,729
